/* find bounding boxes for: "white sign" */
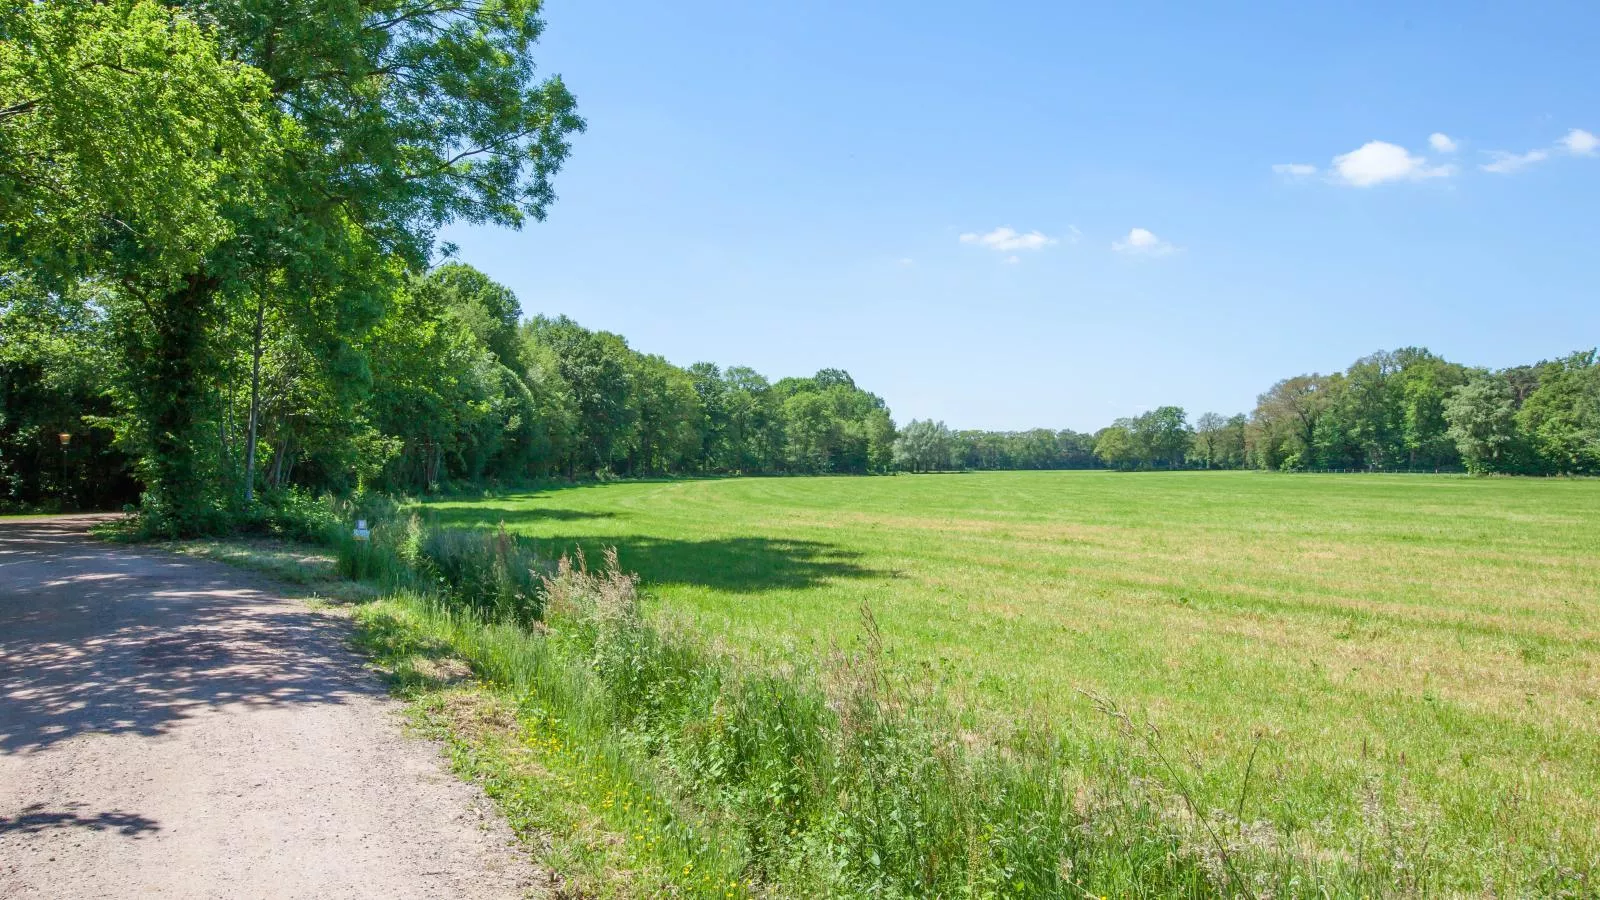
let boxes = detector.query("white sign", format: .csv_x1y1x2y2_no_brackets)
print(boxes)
353,519,371,542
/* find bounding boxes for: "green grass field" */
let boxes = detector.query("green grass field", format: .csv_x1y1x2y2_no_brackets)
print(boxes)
425,471,1600,887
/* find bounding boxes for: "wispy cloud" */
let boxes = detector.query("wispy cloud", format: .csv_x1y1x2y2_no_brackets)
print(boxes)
1112,228,1176,256
959,226,1057,253
1480,148,1549,174
1331,141,1455,187
1479,128,1596,174
1282,128,1596,186
1272,163,1317,178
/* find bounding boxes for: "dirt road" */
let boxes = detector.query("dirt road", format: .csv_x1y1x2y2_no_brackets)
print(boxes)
0,516,536,898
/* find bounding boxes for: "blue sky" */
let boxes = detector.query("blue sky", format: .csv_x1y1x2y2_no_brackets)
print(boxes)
443,1,1600,432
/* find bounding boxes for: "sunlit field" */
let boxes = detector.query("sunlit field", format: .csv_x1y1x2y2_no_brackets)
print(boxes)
425,471,1600,886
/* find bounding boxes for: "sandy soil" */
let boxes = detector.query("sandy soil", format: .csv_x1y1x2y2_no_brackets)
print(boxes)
0,516,540,899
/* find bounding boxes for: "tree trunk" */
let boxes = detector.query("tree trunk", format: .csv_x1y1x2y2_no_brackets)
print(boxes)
132,273,221,534
242,291,266,504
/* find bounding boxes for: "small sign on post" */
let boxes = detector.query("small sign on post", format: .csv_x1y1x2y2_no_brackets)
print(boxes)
353,519,371,542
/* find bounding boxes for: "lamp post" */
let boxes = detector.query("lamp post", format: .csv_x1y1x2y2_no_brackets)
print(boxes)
58,432,71,510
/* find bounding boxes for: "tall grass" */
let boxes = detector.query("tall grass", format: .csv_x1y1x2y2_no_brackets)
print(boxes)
329,511,1530,898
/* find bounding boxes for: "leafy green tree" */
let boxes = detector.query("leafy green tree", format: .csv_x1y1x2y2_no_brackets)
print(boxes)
626,354,704,474
1094,424,1139,470
1191,412,1228,469
1135,406,1191,468
1444,373,1522,475
1,0,280,280
1517,351,1600,474
893,420,953,472
427,264,524,370
3,0,288,529
720,367,785,472
774,370,894,473
524,316,633,474
1394,349,1468,469
1251,375,1333,470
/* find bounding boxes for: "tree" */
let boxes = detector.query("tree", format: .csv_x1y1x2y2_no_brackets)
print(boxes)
525,317,633,474
1191,412,1227,469
428,264,524,370
893,420,953,472
1,0,280,279
3,0,289,529
1444,373,1521,475
774,370,894,474
1136,406,1191,469
1252,375,1333,470
1094,424,1139,470
626,354,704,475
720,367,784,472
1517,351,1600,474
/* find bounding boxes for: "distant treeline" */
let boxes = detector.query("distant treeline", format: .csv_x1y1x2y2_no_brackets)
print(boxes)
6,259,1597,522
899,346,1600,475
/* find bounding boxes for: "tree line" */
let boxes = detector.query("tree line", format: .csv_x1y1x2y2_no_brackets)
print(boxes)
894,345,1599,476
2,262,897,511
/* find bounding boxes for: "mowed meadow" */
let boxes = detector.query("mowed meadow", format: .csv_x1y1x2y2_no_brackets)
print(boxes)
425,471,1600,886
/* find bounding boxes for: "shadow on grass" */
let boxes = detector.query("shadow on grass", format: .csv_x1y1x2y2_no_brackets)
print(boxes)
532,534,882,594
423,506,616,527
420,498,888,594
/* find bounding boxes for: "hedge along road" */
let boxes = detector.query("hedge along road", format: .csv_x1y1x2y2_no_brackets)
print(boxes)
0,516,536,899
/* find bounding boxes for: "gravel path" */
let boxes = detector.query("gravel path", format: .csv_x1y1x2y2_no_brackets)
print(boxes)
0,516,539,899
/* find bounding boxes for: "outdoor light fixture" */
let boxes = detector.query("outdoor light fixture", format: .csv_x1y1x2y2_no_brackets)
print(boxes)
58,432,71,446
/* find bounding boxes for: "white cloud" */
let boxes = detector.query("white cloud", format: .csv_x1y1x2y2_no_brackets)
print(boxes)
1480,148,1549,174
1331,141,1455,187
896,257,914,266
958,226,1057,253
1003,255,1020,265
1112,227,1176,255
1560,128,1599,156
1429,133,1458,153
1272,163,1317,177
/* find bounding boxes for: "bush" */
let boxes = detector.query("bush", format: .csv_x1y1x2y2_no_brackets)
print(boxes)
235,487,344,542
418,524,545,624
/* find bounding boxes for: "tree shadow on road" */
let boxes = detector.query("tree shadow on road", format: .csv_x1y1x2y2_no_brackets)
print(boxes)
0,519,377,755
0,802,161,838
